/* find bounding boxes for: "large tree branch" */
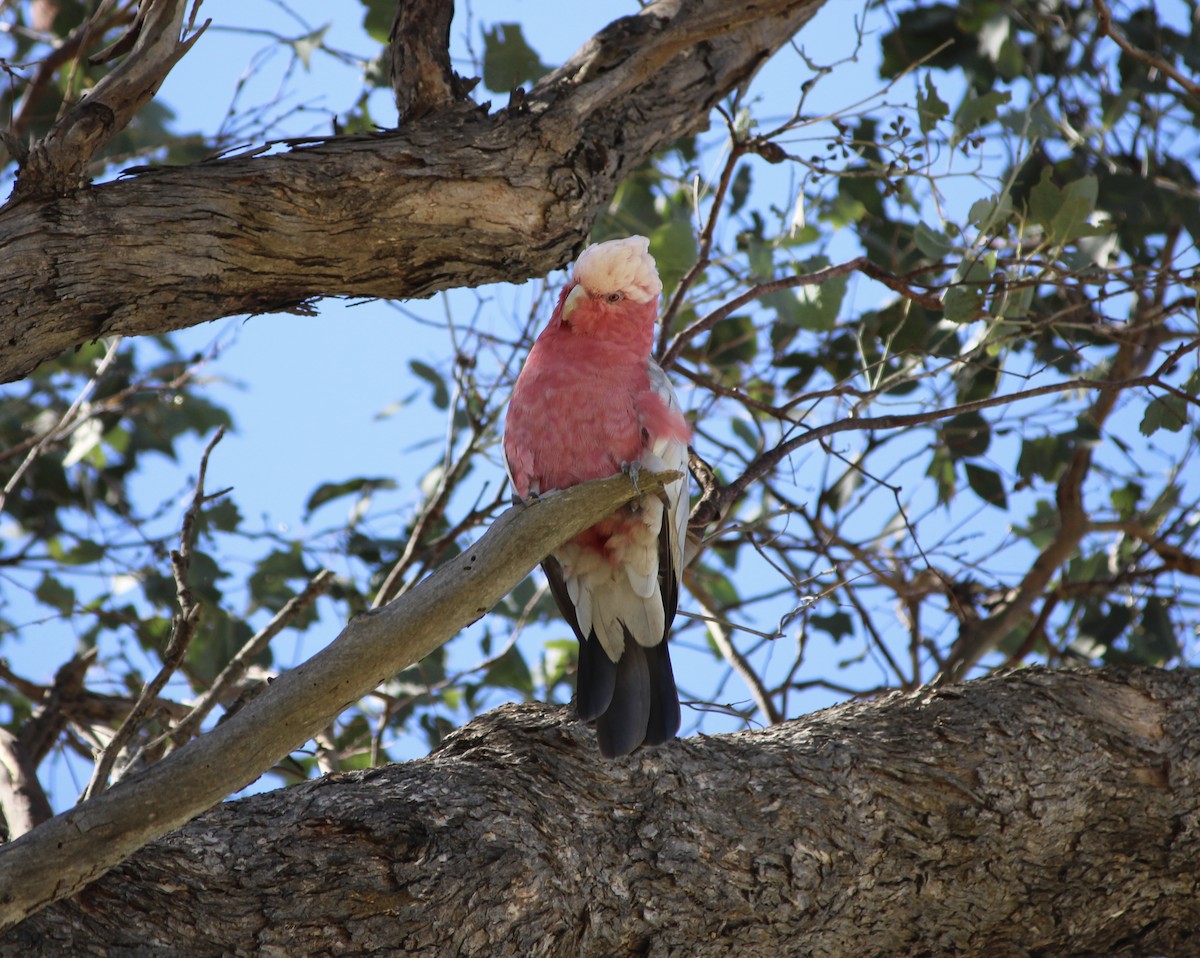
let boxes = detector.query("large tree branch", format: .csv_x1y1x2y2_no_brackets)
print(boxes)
11,0,208,198
0,0,824,384
3,666,1196,957
0,470,678,930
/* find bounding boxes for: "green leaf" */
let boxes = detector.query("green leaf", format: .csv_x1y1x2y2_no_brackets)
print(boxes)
1016,435,1069,483
60,538,105,565
967,193,1014,229
649,218,697,292
481,23,548,93
1082,601,1132,650
940,412,991,460
943,286,984,323
540,638,577,688
290,24,330,70
917,75,950,134
188,614,255,685
1012,499,1059,549
729,164,752,215
914,222,952,260
965,463,1007,509
248,547,310,613
952,90,1011,143
1139,394,1189,435
1136,597,1178,664
361,0,395,43
410,360,450,410
810,611,854,642
483,645,534,696
1028,176,1057,232
706,315,757,368
1049,175,1102,244
35,573,75,613
305,476,397,519
62,418,104,468
730,417,762,453
187,550,227,606
204,498,243,534
925,447,956,505
1110,481,1143,518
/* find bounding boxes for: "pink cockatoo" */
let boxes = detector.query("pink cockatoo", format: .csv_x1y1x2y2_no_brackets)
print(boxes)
504,236,691,758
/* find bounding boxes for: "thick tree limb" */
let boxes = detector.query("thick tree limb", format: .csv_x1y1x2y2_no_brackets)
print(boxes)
0,731,52,840
4,666,1197,957
0,470,678,930
388,0,478,120
12,0,208,199
0,0,824,384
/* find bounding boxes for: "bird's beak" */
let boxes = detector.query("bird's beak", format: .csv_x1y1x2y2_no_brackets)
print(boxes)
563,283,587,320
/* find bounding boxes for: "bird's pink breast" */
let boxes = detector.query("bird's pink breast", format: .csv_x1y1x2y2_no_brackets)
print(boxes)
505,332,646,496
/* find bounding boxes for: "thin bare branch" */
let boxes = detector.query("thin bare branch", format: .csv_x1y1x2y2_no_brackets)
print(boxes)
82,426,226,800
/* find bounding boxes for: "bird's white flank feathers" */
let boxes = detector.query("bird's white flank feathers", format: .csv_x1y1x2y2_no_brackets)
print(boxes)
554,357,688,662
573,235,663,304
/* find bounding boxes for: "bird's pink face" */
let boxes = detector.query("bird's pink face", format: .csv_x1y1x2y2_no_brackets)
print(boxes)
554,236,663,338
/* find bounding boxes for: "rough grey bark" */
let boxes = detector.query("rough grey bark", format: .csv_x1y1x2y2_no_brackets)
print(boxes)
4,666,1197,958
0,0,824,384
0,471,677,931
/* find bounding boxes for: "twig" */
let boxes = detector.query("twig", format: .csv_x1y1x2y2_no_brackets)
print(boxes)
0,337,123,514
163,568,336,751
696,339,1200,532
936,307,1170,683
82,427,226,800
1093,0,1200,99
660,256,941,369
684,568,782,725
656,137,747,359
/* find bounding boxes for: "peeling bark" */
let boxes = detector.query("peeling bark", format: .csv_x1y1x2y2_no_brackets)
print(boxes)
0,0,824,384
4,667,1197,958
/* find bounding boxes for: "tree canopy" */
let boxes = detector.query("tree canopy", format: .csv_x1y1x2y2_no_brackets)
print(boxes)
1,0,1198,949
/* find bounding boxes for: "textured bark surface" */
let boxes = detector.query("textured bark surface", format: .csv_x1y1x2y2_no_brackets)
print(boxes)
0,0,824,384
6,667,1197,958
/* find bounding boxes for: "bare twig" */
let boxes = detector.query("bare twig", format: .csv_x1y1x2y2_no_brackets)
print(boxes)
656,136,748,358
937,310,1171,683
163,568,337,751
82,427,226,800
660,256,942,369
0,337,123,514
0,469,680,927
699,338,1200,532
1093,0,1200,99
684,568,782,725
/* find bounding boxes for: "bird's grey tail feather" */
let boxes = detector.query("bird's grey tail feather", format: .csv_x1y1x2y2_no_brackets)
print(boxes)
542,557,681,758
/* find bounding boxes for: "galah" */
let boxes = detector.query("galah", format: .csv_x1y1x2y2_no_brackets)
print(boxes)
504,235,691,758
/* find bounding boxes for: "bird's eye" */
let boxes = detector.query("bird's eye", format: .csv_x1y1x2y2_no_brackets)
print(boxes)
604,292,624,304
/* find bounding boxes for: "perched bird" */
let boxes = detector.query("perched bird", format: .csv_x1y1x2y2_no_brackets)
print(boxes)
504,236,691,758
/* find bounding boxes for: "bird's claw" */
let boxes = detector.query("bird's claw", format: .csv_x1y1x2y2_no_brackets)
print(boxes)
621,460,642,496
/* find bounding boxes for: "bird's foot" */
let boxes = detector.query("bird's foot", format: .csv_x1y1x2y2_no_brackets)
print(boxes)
621,460,642,496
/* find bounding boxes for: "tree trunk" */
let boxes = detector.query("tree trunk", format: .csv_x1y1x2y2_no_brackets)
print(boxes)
0,0,825,384
5,666,1196,958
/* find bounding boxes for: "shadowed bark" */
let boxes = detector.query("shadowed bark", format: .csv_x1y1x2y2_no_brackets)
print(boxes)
4,667,1198,957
